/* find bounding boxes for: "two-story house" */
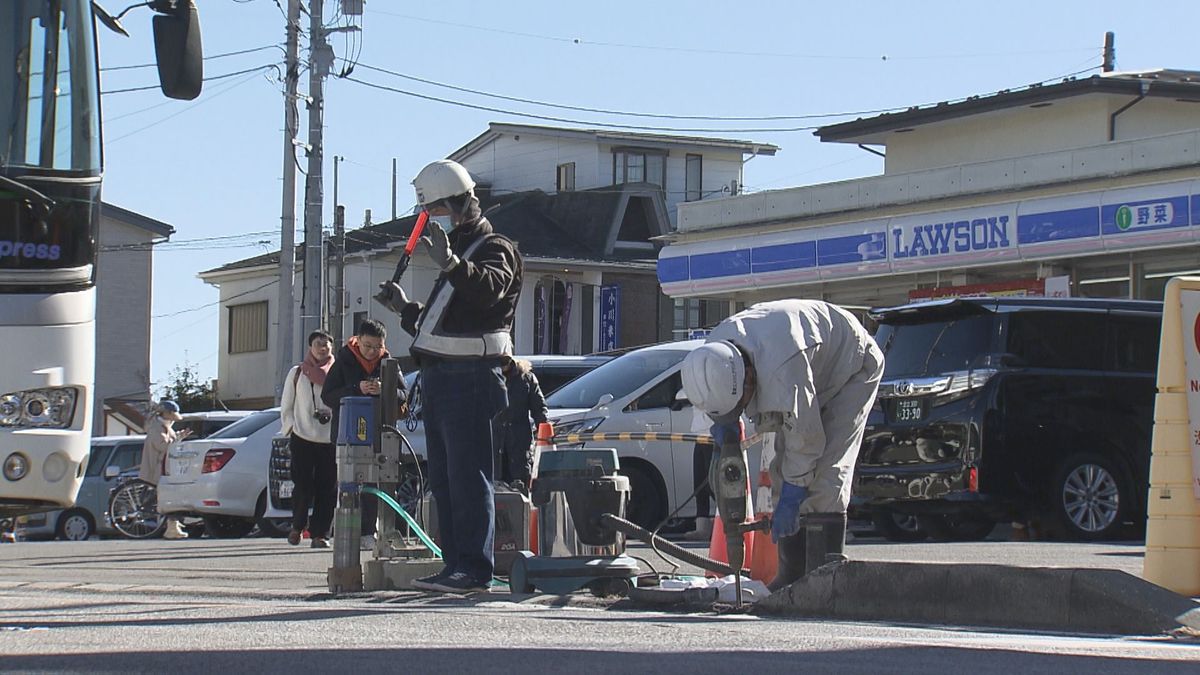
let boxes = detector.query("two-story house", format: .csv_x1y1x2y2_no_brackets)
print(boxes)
200,124,776,407
658,69,1200,309
95,203,175,435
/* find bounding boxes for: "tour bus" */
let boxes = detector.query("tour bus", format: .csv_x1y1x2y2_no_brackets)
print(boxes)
0,1,201,516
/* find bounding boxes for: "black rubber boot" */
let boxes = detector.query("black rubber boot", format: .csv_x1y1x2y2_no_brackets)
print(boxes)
767,529,808,592
805,512,848,572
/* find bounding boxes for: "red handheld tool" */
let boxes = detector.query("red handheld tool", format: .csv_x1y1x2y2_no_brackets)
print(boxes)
390,210,429,283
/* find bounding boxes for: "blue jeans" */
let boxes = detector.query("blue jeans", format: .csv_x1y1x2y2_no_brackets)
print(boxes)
421,357,507,582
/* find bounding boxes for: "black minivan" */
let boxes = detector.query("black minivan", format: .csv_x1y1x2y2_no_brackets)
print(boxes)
854,296,1162,541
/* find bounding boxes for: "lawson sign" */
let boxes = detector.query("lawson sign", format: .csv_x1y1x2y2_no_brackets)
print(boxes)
658,180,1200,297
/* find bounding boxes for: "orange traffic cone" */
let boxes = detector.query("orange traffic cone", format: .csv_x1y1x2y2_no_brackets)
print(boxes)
748,462,778,583
532,421,555,482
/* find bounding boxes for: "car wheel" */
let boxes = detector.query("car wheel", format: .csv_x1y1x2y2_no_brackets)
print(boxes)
870,510,927,542
256,517,291,538
55,509,95,541
1050,453,1129,541
618,463,666,531
202,515,257,539
918,512,996,542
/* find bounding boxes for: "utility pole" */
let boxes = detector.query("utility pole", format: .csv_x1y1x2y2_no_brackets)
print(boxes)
333,204,346,346
275,0,301,404
391,158,397,221
301,0,332,341
1102,31,1116,73
331,154,345,346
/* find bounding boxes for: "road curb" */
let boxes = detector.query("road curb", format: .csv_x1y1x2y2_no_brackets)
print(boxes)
754,560,1200,635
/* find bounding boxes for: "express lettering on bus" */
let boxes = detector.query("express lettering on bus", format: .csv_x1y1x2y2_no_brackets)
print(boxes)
0,240,62,261
892,215,1010,259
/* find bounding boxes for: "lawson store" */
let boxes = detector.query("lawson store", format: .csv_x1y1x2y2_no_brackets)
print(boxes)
658,70,1200,320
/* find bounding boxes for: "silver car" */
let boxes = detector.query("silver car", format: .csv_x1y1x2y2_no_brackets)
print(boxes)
15,436,146,540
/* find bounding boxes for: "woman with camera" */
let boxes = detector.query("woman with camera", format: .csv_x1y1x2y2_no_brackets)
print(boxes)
281,329,336,549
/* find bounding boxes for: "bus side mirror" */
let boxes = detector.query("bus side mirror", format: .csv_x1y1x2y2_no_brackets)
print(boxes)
152,0,203,100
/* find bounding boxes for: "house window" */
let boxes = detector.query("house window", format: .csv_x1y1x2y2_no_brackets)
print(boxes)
685,154,703,202
352,310,368,337
613,149,666,188
228,301,268,354
556,162,576,192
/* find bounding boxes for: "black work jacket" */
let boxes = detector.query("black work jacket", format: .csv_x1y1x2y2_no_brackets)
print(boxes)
399,217,522,355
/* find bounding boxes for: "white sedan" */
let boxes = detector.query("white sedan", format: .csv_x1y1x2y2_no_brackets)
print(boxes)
158,409,291,538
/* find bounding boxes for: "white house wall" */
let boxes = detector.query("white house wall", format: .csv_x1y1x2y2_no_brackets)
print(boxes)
886,96,1200,173
459,132,749,228
213,272,281,404
459,134,602,195
94,217,154,433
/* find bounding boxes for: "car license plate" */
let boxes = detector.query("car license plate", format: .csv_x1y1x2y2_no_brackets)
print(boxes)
892,398,925,423
279,480,294,499
174,460,190,475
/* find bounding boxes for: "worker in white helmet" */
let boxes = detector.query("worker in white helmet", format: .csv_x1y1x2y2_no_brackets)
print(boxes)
376,159,523,594
680,299,883,591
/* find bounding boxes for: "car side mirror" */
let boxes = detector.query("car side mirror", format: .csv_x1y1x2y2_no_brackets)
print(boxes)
596,393,614,407
669,389,690,411
104,465,121,479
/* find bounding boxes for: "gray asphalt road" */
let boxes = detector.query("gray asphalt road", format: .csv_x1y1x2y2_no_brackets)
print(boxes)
0,535,1148,595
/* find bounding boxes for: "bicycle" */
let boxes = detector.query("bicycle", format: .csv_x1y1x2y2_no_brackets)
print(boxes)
107,474,167,539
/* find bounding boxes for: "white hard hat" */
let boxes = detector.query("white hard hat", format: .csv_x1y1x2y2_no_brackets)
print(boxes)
412,159,476,207
680,340,746,418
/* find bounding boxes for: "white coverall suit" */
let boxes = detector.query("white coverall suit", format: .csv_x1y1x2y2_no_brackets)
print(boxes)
707,299,884,514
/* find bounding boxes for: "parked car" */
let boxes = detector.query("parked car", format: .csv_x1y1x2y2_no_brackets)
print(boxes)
853,296,1162,541
174,410,255,441
158,409,291,538
16,412,253,541
15,436,145,540
544,340,766,530
266,354,613,515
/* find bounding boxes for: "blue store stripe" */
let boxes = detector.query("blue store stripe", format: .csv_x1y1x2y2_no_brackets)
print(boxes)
690,250,750,280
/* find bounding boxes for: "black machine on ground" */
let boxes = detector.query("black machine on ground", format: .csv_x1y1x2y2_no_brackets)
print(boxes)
509,449,640,597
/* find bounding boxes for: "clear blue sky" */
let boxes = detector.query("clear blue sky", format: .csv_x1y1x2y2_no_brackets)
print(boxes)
93,0,1199,393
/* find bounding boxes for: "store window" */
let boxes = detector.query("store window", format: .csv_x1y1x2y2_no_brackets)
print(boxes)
672,298,730,340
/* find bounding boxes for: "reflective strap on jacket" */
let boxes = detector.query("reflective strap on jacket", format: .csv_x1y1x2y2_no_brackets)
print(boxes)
412,234,514,358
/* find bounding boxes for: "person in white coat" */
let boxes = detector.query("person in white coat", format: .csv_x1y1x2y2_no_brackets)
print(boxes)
280,330,336,549
139,400,192,539
680,299,884,590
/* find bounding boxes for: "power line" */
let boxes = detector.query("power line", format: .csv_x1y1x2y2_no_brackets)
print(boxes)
100,44,283,72
105,70,269,144
342,76,820,134
153,279,277,319
354,62,913,122
101,63,278,95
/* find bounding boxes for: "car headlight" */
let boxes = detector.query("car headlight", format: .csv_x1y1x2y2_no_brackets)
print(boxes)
552,417,606,437
0,388,77,429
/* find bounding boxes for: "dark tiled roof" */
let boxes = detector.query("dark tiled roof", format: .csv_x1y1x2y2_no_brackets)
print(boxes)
203,186,660,275
102,202,174,237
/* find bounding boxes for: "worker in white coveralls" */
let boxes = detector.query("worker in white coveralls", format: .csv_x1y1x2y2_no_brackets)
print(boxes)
680,299,884,591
